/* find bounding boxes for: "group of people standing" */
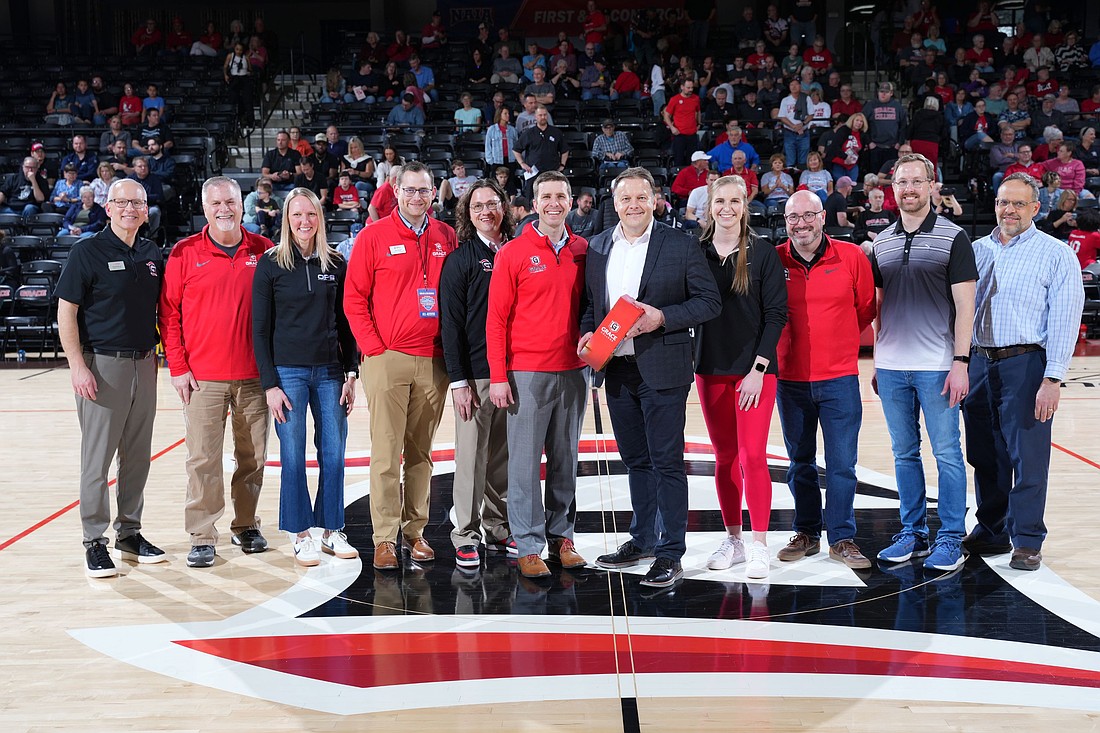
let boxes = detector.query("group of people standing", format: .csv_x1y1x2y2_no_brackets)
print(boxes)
58,156,1083,587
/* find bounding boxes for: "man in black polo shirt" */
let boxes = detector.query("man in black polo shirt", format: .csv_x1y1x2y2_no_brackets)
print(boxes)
261,130,301,193
55,177,166,578
513,105,569,200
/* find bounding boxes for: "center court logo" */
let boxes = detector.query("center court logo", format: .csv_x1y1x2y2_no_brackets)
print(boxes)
68,439,1100,716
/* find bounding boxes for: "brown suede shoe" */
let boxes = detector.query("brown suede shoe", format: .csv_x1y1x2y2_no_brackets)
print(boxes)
404,536,435,562
373,541,398,570
829,539,872,569
1010,547,1042,571
547,538,587,568
518,553,551,578
777,532,821,562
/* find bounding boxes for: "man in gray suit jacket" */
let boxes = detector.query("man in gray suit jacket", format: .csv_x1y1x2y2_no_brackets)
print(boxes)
579,167,721,588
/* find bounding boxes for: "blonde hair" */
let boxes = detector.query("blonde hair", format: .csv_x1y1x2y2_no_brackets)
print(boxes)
700,175,754,296
272,188,340,273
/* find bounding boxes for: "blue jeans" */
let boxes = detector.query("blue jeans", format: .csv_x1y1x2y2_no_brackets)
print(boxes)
831,163,858,183
783,130,810,167
963,132,992,150
776,376,862,543
962,350,1051,550
274,364,348,533
582,89,609,101
875,369,968,540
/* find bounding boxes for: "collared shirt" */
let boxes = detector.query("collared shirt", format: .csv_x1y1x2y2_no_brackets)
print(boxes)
972,223,1085,379
606,220,653,355
591,131,633,161
789,235,828,270
397,209,429,237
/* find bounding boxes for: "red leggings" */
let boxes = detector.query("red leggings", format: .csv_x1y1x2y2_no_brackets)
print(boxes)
695,373,777,531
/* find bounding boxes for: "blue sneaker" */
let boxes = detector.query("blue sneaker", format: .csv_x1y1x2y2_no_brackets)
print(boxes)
923,538,966,571
877,532,930,563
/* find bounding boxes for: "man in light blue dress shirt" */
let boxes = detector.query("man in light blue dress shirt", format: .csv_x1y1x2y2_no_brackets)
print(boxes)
962,172,1085,571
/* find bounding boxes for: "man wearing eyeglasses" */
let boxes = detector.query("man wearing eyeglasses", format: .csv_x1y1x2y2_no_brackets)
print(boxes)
159,176,273,568
773,191,876,570
440,180,517,570
962,172,1084,571
56,178,166,578
871,153,977,573
345,161,458,571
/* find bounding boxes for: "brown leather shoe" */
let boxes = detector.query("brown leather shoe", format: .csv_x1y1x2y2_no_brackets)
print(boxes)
777,532,821,562
373,541,398,570
1010,547,1042,571
404,536,435,562
518,553,551,578
547,538,587,569
829,539,872,569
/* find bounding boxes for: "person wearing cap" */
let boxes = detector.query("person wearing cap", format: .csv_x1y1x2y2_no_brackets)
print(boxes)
671,151,712,202
308,134,339,182
824,176,855,229
663,79,702,166
862,82,908,180
439,160,478,211
580,55,611,101
0,156,49,221
1029,93,1067,143
47,163,83,214
591,120,634,177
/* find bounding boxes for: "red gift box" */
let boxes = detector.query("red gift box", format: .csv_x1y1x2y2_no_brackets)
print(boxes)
580,296,644,371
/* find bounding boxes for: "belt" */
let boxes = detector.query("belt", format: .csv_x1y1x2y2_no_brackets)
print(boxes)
85,347,155,360
972,344,1043,361
611,354,638,363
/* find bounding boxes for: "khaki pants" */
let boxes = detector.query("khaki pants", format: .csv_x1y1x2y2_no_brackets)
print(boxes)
182,379,269,546
77,352,158,547
450,377,509,548
363,350,448,546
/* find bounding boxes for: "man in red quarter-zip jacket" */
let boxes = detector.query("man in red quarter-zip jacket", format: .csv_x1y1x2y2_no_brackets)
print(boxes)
344,161,458,571
159,176,273,569
486,170,589,580
772,190,876,570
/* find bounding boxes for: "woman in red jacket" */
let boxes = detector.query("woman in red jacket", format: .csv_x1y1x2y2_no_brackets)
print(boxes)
694,176,788,580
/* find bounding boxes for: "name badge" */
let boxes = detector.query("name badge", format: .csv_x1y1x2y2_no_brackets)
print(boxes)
389,244,406,256
108,261,126,271
417,287,439,319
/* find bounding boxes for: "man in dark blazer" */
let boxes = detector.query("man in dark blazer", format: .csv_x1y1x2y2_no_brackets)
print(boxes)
579,167,721,588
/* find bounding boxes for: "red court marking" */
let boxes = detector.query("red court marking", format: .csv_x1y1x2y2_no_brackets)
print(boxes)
0,437,186,552
1052,442,1100,471
176,631,1100,691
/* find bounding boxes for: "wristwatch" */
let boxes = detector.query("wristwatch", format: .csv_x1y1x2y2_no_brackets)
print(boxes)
753,362,766,373
953,355,970,364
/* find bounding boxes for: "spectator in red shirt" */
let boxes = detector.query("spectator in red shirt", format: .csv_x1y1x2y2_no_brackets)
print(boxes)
610,59,641,100
672,151,713,201
131,19,161,58
331,171,362,213
965,34,995,72
1026,67,1059,99
1068,209,1100,268
1004,142,1045,180
163,17,192,56
802,36,834,77
581,0,608,49
831,83,862,120
367,165,399,221
1081,86,1100,118
663,79,702,166
420,12,447,51
726,150,764,215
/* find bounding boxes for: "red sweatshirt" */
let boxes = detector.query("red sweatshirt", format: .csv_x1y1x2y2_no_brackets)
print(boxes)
775,237,876,382
486,225,587,382
344,208,457,358
159,226,272,380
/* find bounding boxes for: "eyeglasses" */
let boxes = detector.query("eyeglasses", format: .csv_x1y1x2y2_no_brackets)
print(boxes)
784,211,822,224
470,200,502,214
994,199,1038,210
893,178,930,190
400,187,433,198
109,198,148,209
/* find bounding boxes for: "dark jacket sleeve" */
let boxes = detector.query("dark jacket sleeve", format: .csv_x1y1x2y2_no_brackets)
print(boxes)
660,230,722,333
755,242,789,363
823,125,851,164
335,257,359,375
251,256,279,391
439,246,472,382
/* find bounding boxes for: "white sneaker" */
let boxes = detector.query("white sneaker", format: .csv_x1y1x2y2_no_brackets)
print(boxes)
321,531,359,559
706,536,746,570
746,541,770,579
293,535,321,567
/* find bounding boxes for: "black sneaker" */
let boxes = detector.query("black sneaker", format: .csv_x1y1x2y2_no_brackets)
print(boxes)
455,544,481,569
187,545,216,568
595,540,655,569
115,533,167,564
639,557,683,588
86,543,118,578
231,529,269,554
